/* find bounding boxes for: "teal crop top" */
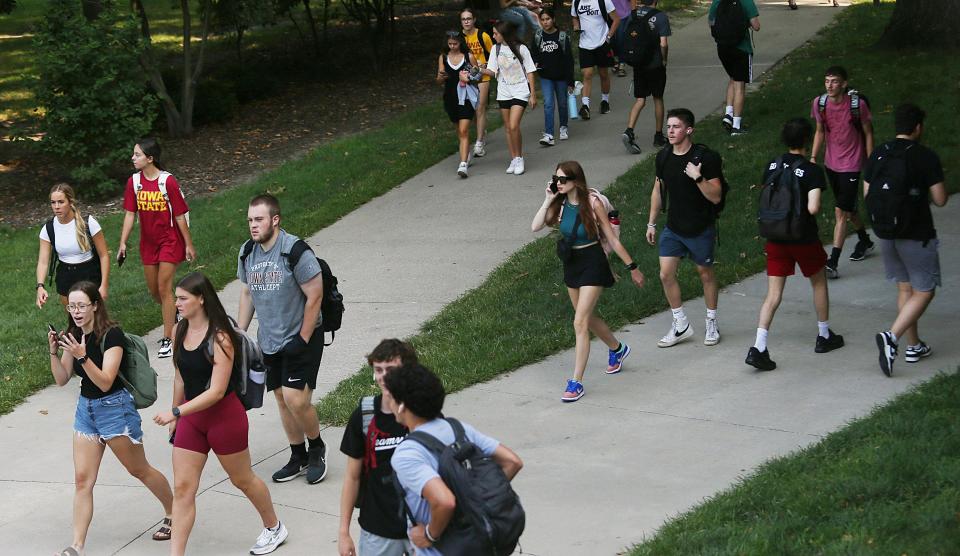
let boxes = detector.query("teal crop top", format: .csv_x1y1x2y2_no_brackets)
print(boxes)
559,200,593,246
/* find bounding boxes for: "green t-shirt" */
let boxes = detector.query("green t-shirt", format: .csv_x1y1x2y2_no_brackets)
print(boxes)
709,0,759,54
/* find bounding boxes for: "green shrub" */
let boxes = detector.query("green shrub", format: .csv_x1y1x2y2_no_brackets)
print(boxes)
31,0,156,194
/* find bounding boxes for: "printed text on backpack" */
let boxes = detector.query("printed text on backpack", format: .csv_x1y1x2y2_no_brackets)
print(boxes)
758,157,809,242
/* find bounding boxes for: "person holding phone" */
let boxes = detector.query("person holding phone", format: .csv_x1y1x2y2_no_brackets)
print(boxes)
36,184,110,309
153,272,288,555
438,31,479,179
460,8,494,158
47,280,173,556
117,138,196,359
531,161,645,402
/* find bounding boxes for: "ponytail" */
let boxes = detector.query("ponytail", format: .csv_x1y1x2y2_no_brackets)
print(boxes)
73,204,91,253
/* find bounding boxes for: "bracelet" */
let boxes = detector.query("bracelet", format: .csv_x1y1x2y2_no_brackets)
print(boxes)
50,351,58,356
647,223,657,229
424,524,438,543
625,262,638,271
37,282,45,289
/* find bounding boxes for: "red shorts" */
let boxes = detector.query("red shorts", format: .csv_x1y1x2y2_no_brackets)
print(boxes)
765,241,827,277
173,392,248,455
139,231,186,265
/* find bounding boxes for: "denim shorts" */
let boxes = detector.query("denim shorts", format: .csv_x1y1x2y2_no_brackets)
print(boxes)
74,389,143,444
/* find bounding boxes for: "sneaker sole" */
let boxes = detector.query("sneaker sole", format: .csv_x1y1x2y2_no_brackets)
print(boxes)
875,333,894,377
621,134,641,155
704,334,720,346
458,171,468,178
825,267,839,279
904,348,931,363
658,326,693,348
250,527,288,555
271,466,307,483
849,245,874,261
745,354,776,371
157,352,172,358
561,391,584,402
606,345,631,374
815,338,845,353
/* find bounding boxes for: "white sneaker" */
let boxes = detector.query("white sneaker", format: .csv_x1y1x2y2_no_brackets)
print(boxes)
250,521,288,555
539,133,555,146
657,319,693,348
704,318,720,346
506,158,517,174
514,157,525,175
559,126,569,140
157,337,172,358
473,140,486,157
457,161,469,178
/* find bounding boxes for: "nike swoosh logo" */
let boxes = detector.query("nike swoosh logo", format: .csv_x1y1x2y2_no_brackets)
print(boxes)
675,325,689,336
287,378,302,382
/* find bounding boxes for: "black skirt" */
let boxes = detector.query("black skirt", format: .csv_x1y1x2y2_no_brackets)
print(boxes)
563,242,615,288
55,257,102,295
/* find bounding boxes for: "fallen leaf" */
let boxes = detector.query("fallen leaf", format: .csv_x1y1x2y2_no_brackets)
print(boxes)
39,409,48,415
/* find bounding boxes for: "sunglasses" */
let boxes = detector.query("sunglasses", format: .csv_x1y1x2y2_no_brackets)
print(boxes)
551,175,572,184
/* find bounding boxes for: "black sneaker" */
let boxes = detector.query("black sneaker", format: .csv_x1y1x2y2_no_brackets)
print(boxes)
653,132,667,148
622,129,641,155
271,453,307,483
849,239,875,261
904,341,932,363
306,442,328,484
600,100,610,114
730,127,748,136
825,261,839,279
815,329,845,353
722,114,734,133
745,347,776,371
875,331,897,377
579,105,591,120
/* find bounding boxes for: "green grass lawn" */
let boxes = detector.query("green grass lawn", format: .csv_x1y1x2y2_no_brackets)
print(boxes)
315,1,959,426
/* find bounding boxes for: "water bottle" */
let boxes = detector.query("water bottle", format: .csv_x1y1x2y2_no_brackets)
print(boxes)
608,210,620,227
568,80,583,120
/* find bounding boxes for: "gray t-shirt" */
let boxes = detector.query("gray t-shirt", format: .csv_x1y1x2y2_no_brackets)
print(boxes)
391,418,500,555
237,229,322,355
634,6,671,70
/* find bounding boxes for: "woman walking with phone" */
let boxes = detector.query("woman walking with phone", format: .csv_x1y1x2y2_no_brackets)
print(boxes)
153,272,287,555
531,161,645,402
36,184,110,309
117,138,196,359
438,31,479,179
460,8,494,158
47,281,173,556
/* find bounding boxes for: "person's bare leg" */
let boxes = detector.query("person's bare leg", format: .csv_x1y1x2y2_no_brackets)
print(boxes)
833,207,850,252
169,448,207,556
628,97,647,129
653,96,665,132
157,261,179,339
143,264,161,304
106,436,174,516
725,80,735,110
582,67,596,104
893,283,933,345
218,449,280,527
71,435,106,551
732,80,746,117
810,269,829,322
281,387,321,441
500,108,514,158
599,67,611,95
658,256,682,308
457,120,470,163
476,81,490,142
567,286,605,382
697,265,719,311
510,106,525,158
274,389,305,444
757,276,786,330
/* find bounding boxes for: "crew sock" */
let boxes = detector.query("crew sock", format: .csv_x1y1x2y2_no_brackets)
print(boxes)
830,247,841,265
706,308,718,320
888,330,898,344
754,328,768,351
291,442,307,459
725,105,734,117
307,435,325,452
671,308,688,330
582,96,591,107
732,116,742,129
601,93,610,102
817,321,830,338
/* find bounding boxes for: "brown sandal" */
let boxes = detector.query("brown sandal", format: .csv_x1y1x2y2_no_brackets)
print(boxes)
152,517,172,541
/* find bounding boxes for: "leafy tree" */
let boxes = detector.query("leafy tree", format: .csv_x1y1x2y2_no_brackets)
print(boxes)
32,0,156,193
340,0,396,69
879,0,959,47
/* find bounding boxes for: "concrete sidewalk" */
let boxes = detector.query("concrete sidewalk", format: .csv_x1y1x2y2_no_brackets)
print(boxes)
0,2,926,554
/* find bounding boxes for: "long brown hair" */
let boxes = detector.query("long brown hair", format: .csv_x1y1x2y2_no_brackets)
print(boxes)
66,281,117,341
545,161,599,239
50,183,91,253
173,272,238,366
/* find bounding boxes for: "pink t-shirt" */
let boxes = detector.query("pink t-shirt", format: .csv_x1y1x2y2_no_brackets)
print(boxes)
811,95,872,173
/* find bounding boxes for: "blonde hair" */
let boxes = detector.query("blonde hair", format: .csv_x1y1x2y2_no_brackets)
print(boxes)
50,183,91,252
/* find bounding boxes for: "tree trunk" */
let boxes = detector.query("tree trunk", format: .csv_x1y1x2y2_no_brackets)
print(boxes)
81,0,102,20
879,0,960,47
131,0,184,135
302,0,322,56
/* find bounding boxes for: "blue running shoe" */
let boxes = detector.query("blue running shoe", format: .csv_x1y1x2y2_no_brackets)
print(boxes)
561,379,584,402
606,343,631,374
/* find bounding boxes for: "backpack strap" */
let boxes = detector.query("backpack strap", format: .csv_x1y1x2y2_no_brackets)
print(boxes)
558,31,567,53
238,239,255,281
480,31,492,59
132,171,143,195
360,396,376,437
445,417,468,445
282,239,313,272
45,218,56,248
156,171,175,227
534,28,543,51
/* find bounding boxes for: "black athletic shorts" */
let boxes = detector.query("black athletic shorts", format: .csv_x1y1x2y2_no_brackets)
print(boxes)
825,168,861,213
55,257,102,296
633,66,667,99
717,45,752,83
263,328,324,391
498,98,529,109
579,45,616,69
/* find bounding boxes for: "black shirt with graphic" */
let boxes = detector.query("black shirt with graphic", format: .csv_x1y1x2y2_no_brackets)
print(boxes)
72,326,125,399
658,145,724,237
339,395,409,539
761,153,827,244
531,30,575,85
863,138,944,241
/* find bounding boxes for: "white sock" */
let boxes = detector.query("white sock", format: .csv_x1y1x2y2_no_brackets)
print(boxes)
601,93,610,102
671,307,686,322
725,105,734,116
888,330,898,344
754,328,768,351
907,343,922,350
582,96,591,107
706,309,717,321
733,116,743,129
817,321,830,338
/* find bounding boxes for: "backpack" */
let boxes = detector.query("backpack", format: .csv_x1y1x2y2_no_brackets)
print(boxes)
533,28,568,55
865,142,924,240
575,0,611,26
817,90,869,134
757,157,808,242
479,30,493,60
204,319,266,410
711,0,749,47
399,418,525,556
588,188,621,255
44,215,96,286
622,9,660,67
133,170,189,228
240,238,345,345
101,329,158,409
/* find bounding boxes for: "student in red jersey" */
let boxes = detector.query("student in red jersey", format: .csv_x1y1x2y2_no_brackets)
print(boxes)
118,138,196,359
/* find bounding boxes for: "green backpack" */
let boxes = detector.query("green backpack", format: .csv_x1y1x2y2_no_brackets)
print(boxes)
101,329,158,409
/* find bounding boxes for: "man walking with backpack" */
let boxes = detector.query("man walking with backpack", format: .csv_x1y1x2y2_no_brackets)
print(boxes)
386,363,524,555
746,118,844,371
709,0,759,135
572,0,621,119
647,108,725,348
810,66,876,278
621,0,671,154
865,104,947,377
237,194,329,485
337,339,419,556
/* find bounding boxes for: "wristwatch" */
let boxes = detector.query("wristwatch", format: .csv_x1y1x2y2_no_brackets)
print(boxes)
36,282,45,289
172,406,181,418
695,175,705,184
76,355,88,365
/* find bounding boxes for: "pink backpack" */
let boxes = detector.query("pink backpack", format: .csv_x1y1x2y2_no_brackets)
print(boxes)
589,188,621,256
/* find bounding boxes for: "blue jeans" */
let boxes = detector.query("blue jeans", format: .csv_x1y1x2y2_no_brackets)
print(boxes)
540,77,569,136
500,7,538,38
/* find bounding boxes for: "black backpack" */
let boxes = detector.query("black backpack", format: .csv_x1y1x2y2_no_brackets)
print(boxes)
44,215,96,285
865,142,924,240
240,238,344,345
399,418,525,556
622,9,660,67
711,0,749,47
758,157,809,242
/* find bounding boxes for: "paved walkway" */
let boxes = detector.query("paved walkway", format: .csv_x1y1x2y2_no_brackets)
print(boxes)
4,2,951,555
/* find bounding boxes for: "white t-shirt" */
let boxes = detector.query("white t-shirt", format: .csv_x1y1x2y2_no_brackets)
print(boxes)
39,215,101,264
487,44,537,101
572,0,616,50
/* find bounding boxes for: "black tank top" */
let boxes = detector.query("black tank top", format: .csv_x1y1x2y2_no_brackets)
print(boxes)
177,340,216,401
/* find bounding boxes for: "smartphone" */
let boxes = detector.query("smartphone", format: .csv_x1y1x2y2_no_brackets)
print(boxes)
169,430,176,445
117,252,126,268
47,323,57,334
549,179,559,194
